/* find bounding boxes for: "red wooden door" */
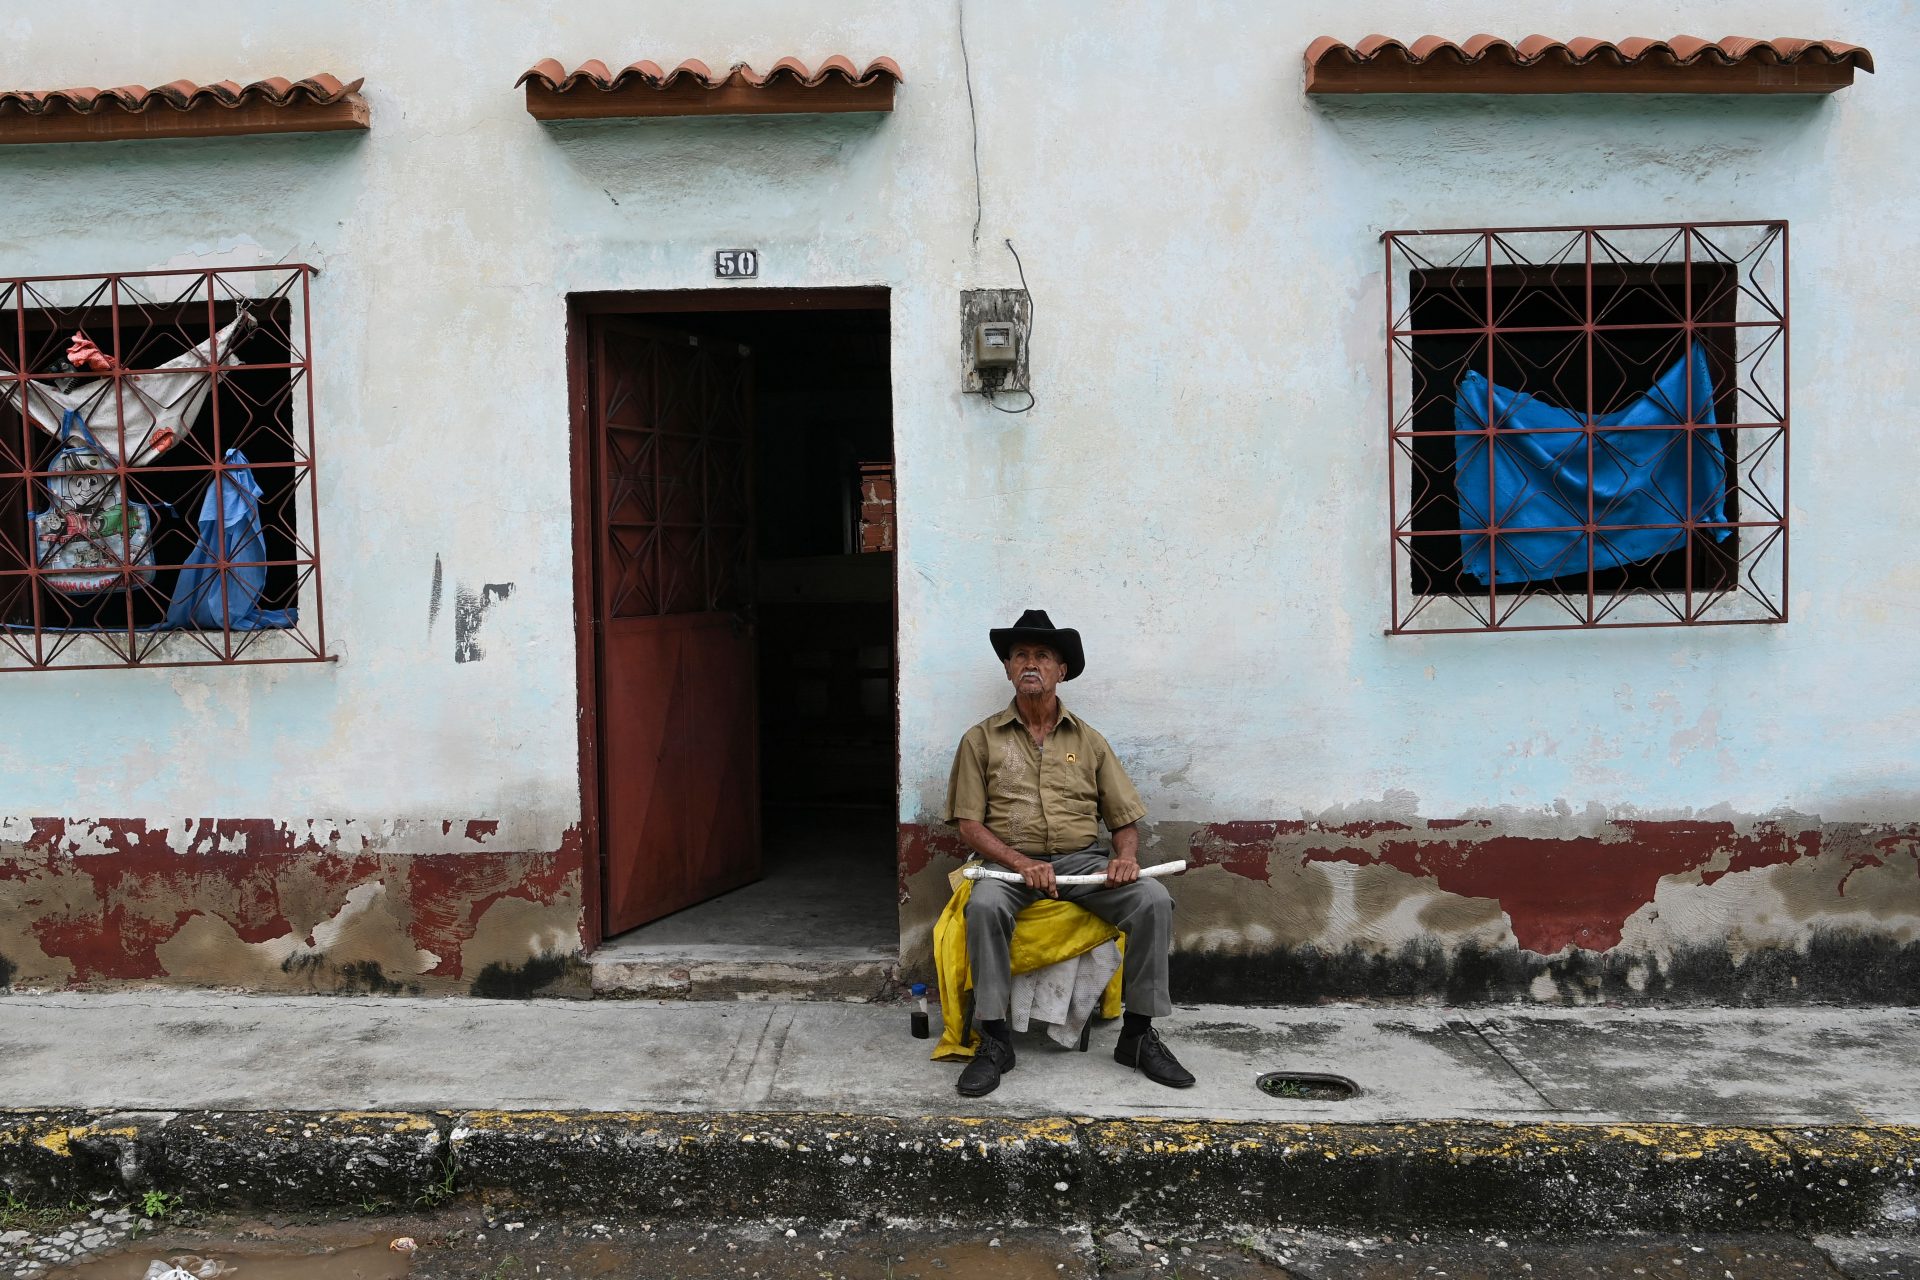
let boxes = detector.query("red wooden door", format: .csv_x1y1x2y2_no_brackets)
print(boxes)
591,319,759,935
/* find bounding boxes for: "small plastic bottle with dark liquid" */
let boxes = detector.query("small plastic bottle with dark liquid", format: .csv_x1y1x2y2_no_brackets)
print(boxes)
909,983,931,1039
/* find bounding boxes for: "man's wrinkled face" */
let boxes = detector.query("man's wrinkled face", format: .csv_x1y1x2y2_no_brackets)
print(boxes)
1004,642,1065,699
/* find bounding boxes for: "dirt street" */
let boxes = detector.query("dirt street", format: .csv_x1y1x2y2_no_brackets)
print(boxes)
14,1209,1920,1280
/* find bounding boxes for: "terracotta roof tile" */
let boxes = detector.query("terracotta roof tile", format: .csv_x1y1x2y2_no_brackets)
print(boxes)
0,72,368,144
517,56,901,93
1305,35,1872,93
0,72,363,116
518,56,901,120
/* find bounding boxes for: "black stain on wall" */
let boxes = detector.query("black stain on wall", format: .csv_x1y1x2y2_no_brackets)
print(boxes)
334,960,412,996
274,953,421,996
452,586,482,662
428,554,443,639
0,953,15,989
453,581,515,664
1164,929,1920,1007
470,951,576,999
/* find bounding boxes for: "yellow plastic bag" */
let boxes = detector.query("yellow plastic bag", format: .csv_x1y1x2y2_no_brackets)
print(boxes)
930,865,1125,1061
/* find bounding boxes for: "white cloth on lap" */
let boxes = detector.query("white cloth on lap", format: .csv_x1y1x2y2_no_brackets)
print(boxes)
1007,938,1120,1048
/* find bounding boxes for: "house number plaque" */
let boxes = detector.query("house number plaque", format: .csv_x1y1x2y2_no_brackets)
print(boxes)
714,249,759,279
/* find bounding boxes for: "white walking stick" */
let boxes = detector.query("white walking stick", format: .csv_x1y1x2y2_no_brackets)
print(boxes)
962,860,1188,887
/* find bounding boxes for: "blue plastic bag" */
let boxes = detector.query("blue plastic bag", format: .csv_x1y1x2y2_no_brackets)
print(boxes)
1454,345,1727,585
164,449,296,630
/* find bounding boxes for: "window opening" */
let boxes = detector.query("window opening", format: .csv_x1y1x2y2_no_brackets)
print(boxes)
1385,222,1787,633
0,265,327,669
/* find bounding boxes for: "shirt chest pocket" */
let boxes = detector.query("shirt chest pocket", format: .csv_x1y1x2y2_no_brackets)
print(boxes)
1040,757,1101,821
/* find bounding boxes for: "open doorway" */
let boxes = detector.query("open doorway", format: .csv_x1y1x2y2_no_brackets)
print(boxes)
571,290,897,972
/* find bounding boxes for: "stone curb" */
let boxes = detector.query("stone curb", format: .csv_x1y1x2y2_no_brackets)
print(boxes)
2,1110,1916,1232
0,1110,445,1212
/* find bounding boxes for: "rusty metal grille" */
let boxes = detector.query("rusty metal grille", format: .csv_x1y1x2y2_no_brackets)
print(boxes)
0,265,327,669
1385,222,1788,634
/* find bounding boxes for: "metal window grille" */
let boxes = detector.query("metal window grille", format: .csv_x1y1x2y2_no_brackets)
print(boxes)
0,265,327,669
1385,222,1788,634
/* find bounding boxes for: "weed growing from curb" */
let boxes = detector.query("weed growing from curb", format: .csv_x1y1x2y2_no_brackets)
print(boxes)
140,1190,184,1221
417,1148,461,1208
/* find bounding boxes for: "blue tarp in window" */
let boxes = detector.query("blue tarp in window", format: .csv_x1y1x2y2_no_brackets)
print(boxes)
164,448,297,631
1453,345,1727,586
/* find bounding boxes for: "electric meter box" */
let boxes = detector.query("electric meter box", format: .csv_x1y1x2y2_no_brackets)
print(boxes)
973,321,1018,367
960,288,1030,394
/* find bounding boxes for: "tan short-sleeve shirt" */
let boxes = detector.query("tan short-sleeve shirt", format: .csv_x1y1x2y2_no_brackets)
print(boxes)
942,700,1148,855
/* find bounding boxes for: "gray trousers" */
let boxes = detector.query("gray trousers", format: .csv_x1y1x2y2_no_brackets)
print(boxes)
964,846,1174,1023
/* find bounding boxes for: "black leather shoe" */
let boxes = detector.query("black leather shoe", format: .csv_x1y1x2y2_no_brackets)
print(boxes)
956,1035,1016,1097
1115,1028,1196,1088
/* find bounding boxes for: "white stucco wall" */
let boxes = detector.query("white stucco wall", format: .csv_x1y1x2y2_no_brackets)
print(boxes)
0,0,1913,851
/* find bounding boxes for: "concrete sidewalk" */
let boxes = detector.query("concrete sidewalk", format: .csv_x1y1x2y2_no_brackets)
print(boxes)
2,992,1917,1122
3,993,1918,1234
3,990,1920,1120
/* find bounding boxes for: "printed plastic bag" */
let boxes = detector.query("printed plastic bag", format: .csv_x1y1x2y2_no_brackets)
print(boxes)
32,409,159,595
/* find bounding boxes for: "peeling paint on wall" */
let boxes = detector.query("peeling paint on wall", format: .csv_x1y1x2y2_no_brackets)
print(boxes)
1191,816,1847,954
453,582,517,664
0,822,586,995
896,814,1920,1004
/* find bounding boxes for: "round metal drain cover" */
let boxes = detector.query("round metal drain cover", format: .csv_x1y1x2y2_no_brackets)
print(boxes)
1256,1071,1357,1101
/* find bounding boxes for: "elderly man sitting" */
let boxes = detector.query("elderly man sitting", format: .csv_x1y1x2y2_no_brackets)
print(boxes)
941,609,1194,1098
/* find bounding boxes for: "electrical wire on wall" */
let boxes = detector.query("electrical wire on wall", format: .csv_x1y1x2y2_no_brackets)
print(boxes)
957,0,984,248
986,239,1037,415
958,0,1035,414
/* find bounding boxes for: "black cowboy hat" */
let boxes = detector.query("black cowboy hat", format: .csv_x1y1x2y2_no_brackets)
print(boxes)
989,609,1084,681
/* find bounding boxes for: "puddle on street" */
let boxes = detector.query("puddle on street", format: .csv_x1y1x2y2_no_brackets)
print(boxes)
30,1214,1911,1280
528,1236,1083,1279
29,1214,1106,1280
45,1240,409,1280
836,1239,1076,1279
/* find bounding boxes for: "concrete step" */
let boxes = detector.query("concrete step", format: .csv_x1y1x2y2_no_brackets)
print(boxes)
586,941,899,1001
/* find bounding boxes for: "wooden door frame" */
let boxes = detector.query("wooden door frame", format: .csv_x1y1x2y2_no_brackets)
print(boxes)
567,286,892,952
